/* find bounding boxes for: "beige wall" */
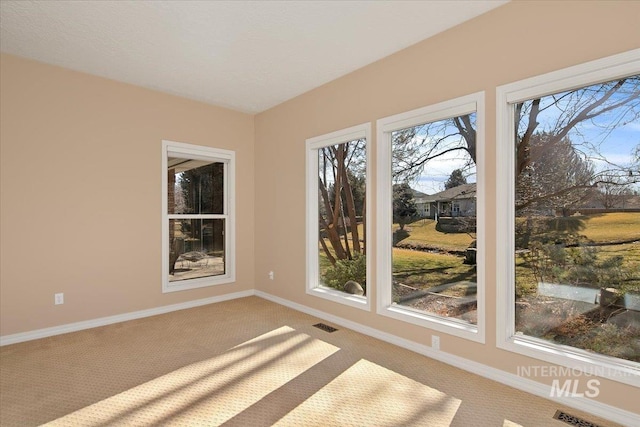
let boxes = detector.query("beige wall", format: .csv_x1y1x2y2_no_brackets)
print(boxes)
254,0,640,413
0,54,255,335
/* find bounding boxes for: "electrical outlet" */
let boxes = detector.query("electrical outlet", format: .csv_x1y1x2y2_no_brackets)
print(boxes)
268,271,274,280
54,293,64,305
431,335,440,350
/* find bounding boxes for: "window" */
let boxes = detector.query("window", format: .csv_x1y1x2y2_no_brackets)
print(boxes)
306,124,371,309
162,140,235,292
377,93,485,342
496,49,640,384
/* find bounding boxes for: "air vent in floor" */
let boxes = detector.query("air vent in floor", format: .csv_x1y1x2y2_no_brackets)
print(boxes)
553,410,602,427
313,323,338,333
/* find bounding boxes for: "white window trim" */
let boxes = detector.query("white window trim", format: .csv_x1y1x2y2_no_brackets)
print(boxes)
376,92,486,343
162,140,236,293
306,123,371,311
496,49,640,386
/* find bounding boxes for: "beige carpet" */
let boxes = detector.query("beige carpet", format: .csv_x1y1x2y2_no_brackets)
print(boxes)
45,326,339,426
0,296,622,426
273,359,460,426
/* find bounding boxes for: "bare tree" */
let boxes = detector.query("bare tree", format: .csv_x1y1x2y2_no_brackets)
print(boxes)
390,76,639,217
515,132,594,213
318,140,366,265
392,113,476,183
514,76,640,213
596,179,634,210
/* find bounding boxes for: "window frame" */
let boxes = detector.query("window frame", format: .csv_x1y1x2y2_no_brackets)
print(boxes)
162,140,236,293
305,123,371,310
376,92,486,343
495,49,640,386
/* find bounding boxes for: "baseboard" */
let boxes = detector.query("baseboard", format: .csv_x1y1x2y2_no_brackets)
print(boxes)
255,290,639,427
0,290,255,346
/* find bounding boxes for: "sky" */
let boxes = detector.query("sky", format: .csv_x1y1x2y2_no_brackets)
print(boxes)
393,116,476,195
400,78,639,195
413,150,475,194
531,80,640,192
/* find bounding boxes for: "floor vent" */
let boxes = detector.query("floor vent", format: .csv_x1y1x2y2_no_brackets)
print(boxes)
553,410,601,427
313,323,338,333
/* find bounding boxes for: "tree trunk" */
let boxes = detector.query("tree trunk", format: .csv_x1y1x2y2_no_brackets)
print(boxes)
340,156,361,254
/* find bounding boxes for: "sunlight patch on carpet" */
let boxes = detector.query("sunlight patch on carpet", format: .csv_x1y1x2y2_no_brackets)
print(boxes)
44,326,338,426
273,359,461,427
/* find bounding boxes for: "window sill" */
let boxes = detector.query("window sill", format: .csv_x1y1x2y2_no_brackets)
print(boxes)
307,286,370,311
163,274,235,293
379,303,484,343
498,334,640,387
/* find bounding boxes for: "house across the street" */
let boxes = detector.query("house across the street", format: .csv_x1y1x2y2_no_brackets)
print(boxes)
416,183,477,220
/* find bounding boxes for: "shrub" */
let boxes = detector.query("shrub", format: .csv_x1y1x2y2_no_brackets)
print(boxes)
321,255,366,293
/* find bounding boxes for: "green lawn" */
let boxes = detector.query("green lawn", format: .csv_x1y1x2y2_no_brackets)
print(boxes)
394,219,474,252
515,212,640,243
391,219,475,289
319,213,639,294
515,212,640,295
392,248,475,288
580,212,640,242
318,220,475,292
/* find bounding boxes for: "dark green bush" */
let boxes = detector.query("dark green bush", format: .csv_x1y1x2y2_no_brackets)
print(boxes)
322,255,366,293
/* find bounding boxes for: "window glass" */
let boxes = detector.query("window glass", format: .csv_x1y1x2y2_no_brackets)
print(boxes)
512,76,640,362
391,113,478,324
168,158,224,215
169,218,225,282
317,139,367,295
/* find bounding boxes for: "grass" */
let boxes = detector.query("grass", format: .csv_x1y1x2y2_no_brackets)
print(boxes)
390,219,475,291
319,212,639,294
516,212,640,243
394,219,474,252
515,213,640,294
319,217,475,294
392,248,475,288
598,242,640,267
579,212,640,242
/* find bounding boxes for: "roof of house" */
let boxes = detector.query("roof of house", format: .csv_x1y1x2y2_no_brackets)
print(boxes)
424,183,476,202
411,189,430,199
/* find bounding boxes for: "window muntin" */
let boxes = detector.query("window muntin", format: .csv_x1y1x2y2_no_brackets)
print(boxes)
377,93,485,342
162,141,235,292
306,124,371,310
496,49,640,384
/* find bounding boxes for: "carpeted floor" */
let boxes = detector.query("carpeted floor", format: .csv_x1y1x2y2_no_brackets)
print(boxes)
0,296,622,426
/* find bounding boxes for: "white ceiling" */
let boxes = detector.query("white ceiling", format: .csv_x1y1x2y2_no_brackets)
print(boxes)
0,0,508,114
